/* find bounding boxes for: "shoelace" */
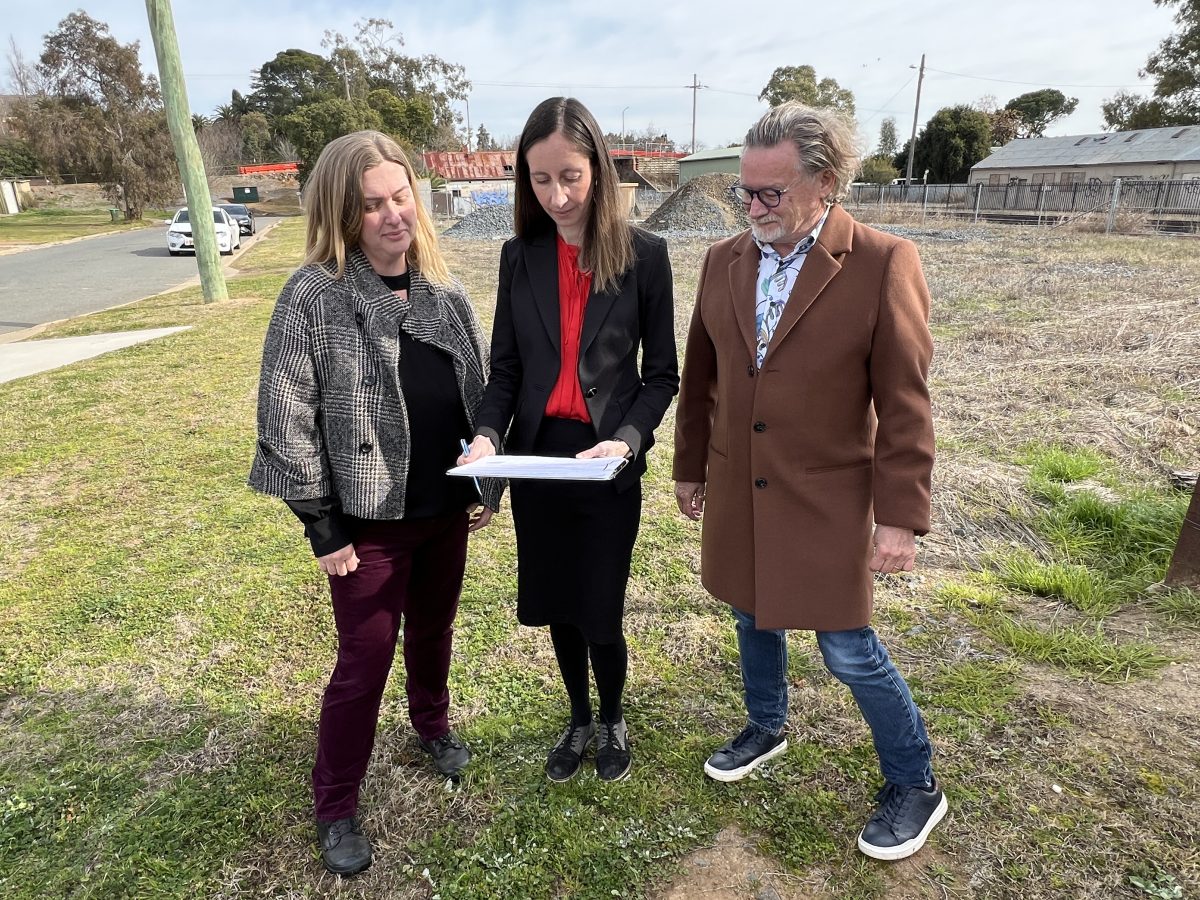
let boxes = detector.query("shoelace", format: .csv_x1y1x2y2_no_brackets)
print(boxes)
326,817,361,843
871,784,917,832
598,721,626,752
430,734,463,753
555,723,592,755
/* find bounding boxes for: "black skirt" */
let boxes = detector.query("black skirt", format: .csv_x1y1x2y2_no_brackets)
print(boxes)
508,418,641,643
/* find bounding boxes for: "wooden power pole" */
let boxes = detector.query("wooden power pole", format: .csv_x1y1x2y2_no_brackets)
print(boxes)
145,0,227,302
905,54,925,186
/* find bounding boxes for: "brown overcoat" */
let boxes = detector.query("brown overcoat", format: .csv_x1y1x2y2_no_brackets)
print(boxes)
672,205,934,631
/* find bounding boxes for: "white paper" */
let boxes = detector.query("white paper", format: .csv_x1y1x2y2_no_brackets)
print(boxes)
447,454,628,481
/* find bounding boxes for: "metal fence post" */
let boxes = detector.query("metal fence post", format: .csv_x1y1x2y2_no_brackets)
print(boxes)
921,182,929,224
973,183,982,223
1106,178,1123,234
1036,186,1047,227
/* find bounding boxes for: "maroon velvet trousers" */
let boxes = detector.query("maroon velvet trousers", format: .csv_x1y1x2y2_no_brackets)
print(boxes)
311,510,468,821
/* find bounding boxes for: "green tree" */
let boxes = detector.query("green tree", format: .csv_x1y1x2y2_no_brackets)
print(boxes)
0,137,40,175
365,88,436,147
859,154,898,184
1101,91,1173,130
475,124,496,151
1004,89,1079,137
1101,1,1200,129
319,18,468,149
250,49,341,122
912,105,993,182
278,98,382,180
240,111,271,162
11,11,176,219
758,65,855,116
877,117,898,158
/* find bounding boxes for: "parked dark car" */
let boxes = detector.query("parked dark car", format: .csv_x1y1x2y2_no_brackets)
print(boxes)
218,203,255,236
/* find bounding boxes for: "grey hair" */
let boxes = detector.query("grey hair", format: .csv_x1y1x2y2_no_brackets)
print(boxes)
744,102,860,203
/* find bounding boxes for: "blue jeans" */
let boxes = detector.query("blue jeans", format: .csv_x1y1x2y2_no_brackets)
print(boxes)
732,607,933,788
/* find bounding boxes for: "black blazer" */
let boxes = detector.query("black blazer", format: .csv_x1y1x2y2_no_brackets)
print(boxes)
475,226,680,490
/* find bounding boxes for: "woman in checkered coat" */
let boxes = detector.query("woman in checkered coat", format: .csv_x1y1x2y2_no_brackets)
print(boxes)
249,131,498,877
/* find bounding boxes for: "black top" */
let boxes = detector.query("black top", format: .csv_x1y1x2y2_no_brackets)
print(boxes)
285,269,476,556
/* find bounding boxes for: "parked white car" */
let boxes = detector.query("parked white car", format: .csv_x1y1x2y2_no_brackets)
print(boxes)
167,207,241,256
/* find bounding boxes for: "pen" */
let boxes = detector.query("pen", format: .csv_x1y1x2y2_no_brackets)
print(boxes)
460,439,482,497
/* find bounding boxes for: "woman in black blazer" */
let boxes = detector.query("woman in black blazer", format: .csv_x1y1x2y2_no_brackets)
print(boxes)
460,97,679,782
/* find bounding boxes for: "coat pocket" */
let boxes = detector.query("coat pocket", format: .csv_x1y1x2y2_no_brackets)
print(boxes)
804,458,872,475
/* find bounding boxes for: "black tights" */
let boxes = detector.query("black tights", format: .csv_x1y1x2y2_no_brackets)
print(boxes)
549,623,627,726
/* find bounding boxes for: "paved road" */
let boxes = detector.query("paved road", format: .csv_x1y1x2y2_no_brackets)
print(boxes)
0,218,277,338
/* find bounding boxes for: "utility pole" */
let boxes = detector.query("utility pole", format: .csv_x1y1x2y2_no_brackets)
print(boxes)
905,53,925,186
621,105,629,143
145,0,226,302
464,98,472,153
690,74,700,154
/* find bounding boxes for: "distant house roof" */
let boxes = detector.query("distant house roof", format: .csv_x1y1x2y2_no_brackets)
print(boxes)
681,146,743,163
972,126,1200,170
423,151,516,181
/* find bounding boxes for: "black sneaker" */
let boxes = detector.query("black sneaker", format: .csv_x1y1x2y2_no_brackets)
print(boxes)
316,816,372,876
703,724,788,782
546,720,595,782
418,730,471,778
595,718,631,782
857,778,948,861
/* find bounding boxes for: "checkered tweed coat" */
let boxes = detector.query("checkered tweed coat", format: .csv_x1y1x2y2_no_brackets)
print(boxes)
249,248,502,517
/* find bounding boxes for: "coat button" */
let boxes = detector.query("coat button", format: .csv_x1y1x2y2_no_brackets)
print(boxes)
747,365,755,377
755,478,767,488
584,387,598,398
359,442,372,454
355,312,364,325
753,422,766,432
363,374,377,387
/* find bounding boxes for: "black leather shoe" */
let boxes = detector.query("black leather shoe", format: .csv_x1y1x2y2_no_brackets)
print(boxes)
595,717,631,782
703,724,787,782
316,816,372,876
857,777,948,860
418,730,471,777
545,720,595,782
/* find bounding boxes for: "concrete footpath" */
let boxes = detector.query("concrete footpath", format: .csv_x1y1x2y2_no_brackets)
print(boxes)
0,327,192,384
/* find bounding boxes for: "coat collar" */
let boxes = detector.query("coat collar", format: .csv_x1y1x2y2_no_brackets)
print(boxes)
727,204,855,362
523,230,627,359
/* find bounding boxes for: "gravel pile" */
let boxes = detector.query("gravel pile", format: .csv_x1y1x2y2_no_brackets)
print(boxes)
643,173,750,237
442,204,514,239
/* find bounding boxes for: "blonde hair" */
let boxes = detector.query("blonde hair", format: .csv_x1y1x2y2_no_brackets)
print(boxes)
514,97,632,293
745,102,860,203
302,130,450,283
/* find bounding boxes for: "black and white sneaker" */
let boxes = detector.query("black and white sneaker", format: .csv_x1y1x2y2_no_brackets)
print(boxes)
857,778,948,861
595,718,631,782
703,724,788,782
545,720,595,782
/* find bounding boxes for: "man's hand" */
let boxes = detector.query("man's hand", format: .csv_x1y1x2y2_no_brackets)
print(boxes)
869,524,917,574
467,503,493,533
458,435,496,465
576,440,631,459
674,481,706,520
318,543,359,577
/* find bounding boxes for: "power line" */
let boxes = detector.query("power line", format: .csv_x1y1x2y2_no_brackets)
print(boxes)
923,66,1150,90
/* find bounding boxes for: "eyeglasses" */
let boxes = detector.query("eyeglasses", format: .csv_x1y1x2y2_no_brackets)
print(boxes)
729,178,800,208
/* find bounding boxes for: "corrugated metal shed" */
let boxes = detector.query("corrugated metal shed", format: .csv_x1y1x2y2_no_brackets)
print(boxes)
422,151,516,181
973,126,1200,170
679,146,743,162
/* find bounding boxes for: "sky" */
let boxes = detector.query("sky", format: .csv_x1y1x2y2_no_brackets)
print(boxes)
2,1,1182,153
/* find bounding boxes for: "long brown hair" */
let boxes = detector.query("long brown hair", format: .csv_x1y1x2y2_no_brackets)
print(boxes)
514,97,632,292
301,130,451,283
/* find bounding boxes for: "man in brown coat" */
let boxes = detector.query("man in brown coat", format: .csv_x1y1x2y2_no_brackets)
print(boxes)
673,102,945,861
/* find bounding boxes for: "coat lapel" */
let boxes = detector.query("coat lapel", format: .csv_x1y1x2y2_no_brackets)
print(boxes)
766,205,854,354
728,233,761,362
526,233,561,353
579,268,624,358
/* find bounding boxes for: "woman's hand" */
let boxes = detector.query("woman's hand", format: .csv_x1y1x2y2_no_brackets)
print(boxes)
576,440,631,460
467,503,494,532
318,543,359,576
458,434,496,465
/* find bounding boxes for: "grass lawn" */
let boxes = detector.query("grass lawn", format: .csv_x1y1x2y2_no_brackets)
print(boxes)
0,217,1197,899
0,207,173,247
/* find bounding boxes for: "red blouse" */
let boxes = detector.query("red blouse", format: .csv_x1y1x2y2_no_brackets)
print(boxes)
544,234,593,422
